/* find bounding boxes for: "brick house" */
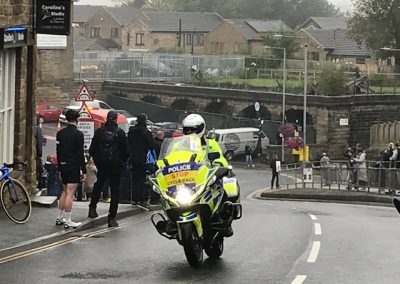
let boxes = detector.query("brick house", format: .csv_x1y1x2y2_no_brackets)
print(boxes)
300,29,376,73
204,19,291,55
73,5,139,51
72,5,101,43
297,17,348,30
123,12,223,53
0,1,36,190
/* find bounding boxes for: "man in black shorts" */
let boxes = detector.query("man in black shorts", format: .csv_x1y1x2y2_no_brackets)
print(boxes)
56,109,86,228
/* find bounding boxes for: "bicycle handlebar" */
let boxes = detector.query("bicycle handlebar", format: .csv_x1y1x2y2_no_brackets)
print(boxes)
3,162,28,171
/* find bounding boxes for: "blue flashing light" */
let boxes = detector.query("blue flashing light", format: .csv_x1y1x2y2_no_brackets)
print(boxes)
5,26,27,32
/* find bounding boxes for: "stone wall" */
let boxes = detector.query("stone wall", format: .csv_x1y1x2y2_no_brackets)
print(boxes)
1,0,36,192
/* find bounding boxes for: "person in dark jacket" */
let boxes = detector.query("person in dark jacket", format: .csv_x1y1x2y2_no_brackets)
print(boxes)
270,154,281,189
35,114,44,191
56,109,87,228
88,111,129,227
154,130,164,158
128,113,155,207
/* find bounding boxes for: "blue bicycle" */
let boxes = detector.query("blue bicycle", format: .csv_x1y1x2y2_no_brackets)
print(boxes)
0,162,32,224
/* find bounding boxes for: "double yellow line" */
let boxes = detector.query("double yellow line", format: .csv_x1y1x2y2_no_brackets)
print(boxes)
0,225,126,265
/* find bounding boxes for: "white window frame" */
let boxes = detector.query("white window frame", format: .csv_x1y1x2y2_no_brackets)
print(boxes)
0,50,16,164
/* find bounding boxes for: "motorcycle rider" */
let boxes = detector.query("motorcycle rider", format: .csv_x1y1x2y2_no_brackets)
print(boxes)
181,114,237,236
182,114,228,167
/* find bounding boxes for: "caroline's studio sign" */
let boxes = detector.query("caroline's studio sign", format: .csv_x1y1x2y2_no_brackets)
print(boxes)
36,0,71,35
0,27,28,50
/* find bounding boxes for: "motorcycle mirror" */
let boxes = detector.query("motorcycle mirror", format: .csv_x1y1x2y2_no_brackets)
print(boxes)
208,152,220,161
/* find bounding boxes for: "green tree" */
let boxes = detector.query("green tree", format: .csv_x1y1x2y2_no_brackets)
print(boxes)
348,0,400,72
317,64,347,96
263,32,301,59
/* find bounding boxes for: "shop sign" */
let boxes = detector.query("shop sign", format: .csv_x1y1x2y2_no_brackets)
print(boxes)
36,0,71,35
0,27,28,50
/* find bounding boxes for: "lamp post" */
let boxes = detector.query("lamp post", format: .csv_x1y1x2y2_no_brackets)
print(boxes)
265,45,286,161
274,34,308,160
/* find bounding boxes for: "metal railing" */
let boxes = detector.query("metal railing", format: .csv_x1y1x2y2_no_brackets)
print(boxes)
278,160,400,195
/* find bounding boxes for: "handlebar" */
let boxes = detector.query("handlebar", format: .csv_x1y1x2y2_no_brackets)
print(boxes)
3,162,28,171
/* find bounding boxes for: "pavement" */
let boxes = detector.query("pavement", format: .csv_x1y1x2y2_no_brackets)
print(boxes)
260,187,394,206
0,199,143,252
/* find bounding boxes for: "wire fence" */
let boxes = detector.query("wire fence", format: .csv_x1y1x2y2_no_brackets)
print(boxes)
74,52,400,95
278,161,400,195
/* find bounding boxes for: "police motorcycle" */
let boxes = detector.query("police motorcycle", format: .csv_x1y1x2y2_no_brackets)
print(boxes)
149,134,242,267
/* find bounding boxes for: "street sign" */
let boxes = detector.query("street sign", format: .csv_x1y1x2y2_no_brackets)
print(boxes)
78,103,93,119
77,121,94,151
303,168,313,183
75,82,94,102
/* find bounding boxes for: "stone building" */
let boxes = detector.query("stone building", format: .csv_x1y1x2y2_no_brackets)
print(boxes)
73,5,138,51
0,1,36,191
123,12,223,54
204,19,291,55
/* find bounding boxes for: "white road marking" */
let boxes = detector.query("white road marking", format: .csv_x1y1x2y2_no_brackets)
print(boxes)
291,275,307,284
314,223,322,235
307,241,321,263
309,214,317,220
247,188,268,199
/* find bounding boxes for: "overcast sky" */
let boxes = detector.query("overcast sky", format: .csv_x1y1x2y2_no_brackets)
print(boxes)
76,0,354,11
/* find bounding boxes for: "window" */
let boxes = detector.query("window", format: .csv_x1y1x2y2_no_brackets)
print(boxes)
186,34,192,45
0,50,16,163
79,25,86,36
135,33,144,46
356,57,366,65
199,34,204,45
111,28,119,38
90,27,101,38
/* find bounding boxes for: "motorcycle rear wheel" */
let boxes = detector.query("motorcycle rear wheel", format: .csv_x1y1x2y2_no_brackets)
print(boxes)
205,238,224,259
182,223,203,267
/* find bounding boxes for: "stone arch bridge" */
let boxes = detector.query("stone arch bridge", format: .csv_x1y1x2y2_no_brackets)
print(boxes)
100,81,400,160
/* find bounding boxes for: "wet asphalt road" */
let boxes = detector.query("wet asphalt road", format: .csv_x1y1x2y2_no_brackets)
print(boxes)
7,126,400,283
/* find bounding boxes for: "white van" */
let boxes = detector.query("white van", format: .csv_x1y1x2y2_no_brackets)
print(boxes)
207,127,270,160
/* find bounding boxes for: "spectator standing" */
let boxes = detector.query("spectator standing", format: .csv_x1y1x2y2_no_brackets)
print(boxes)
245,144,254,168
345,147,356,190
56,109,86,228
355,149,368,190
128,114,155,207
320,153,331,186
88,111,130,227
154,130,164,158
83,158,97,201
35,114,45,192
270,154,280,189
44,155,61,198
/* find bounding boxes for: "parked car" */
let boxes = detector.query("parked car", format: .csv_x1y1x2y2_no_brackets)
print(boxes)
207,127,270,160
36,102,62,123
154,122,183,138
69,99,113,110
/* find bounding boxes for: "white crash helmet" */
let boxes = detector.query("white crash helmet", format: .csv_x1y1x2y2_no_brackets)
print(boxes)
182,114,206,137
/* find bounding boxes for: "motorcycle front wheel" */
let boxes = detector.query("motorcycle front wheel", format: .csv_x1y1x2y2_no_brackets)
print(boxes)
205,238,224,259
182,223,203,267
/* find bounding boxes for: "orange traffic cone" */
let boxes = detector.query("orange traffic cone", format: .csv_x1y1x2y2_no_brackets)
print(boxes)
56,121,61,132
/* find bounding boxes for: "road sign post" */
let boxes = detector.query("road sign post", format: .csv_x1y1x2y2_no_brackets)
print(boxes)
75,83,95,151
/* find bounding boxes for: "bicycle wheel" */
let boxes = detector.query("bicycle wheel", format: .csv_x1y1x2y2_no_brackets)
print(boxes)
0,179,32,224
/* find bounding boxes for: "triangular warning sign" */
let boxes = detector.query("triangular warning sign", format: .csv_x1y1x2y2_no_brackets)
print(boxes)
75,83,94,102
78,103,93,120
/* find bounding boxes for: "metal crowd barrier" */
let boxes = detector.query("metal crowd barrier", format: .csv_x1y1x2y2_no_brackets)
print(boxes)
277,161,399,195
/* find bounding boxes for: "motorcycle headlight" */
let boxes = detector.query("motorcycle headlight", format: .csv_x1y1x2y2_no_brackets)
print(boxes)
175,186,195,206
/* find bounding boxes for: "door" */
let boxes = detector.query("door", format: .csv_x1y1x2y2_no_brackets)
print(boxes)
0,50,16,163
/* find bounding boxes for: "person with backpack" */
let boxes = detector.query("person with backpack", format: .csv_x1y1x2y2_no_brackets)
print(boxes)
128,113,155,208
88,111,129,227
